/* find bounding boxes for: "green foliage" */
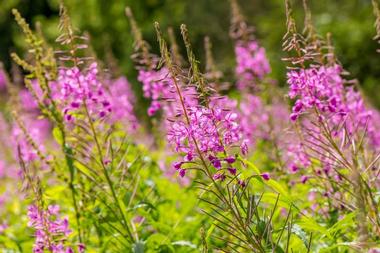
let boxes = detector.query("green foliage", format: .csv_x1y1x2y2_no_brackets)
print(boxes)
1,0,380,252
1,0,380,107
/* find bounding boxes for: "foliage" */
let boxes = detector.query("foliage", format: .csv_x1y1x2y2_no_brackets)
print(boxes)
0,0,380,252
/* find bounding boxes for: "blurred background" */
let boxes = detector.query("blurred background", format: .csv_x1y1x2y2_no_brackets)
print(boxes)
1,0,379,106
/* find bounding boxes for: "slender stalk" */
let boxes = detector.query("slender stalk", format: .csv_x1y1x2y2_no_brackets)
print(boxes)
82,101,135,242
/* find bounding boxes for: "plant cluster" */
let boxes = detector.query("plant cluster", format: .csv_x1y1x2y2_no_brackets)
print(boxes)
0,0,380,252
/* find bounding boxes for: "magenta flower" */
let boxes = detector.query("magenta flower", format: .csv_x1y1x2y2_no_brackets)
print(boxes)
167,101,245,178
57,62,111,122
227,167,237,175
78,244,85,253
106,76,139,132
213,173,226,181
300,175,309,184
27,204,79,253
178,168,186,178
224,157,236,164
11,116,50,165
235,40,271,90
287,65,346,122
261,172,270,181
239,94,269,146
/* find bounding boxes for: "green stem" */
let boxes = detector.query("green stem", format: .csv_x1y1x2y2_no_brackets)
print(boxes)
82,102,135,242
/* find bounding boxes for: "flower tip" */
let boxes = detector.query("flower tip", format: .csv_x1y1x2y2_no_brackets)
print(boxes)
261,172,270,181
179,169,186,177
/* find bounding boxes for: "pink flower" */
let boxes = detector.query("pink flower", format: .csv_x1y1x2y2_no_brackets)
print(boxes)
57,63,111,122
228,167,237,175
224,157,236,164
27,204,81,252
287,65,345,121
78,244,85,253
167,104,245,177
300,175,309,184
261,172,270,181
106,76,138,131
179,169,186,178
213,173,226,181
235,40,271,90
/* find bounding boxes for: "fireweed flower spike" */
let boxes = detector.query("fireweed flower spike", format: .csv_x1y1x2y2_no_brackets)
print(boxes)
155,22,246,180
127,7,198,128
229,0,270,91
56,5,138,244
154,23,292,252
229,0,302,177
126,7,168,117
57,62,112,122
106,76,138,132
27,204,82,253
283,0,380,245
10,7,89,242
5,1,380,252
229,0,290,157
234,41,271,90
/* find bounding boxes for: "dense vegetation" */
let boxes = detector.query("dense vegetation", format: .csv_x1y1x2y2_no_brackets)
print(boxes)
0,0,380,252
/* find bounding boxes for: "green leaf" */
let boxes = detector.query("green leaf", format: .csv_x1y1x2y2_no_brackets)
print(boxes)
171,240,197,248
242,158,261,174
266,180,292,202
206,223,216,239
318,242,358,252
74,161,97,181
298,216,328,238
52,126,64,145
291,224,309,248
327,212,356,237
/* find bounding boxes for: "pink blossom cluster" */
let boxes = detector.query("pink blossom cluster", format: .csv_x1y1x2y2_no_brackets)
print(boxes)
284,143,311,174
285,63,380,191
233,37,308,179
0,115,16,178
235,40,271,90
106,76,138,132
27,205,84,253
345,87,380,149
138,68,198,123
287,64,346,122
233,39,274,147
11,84,52,166
288,64,380,150
19,80,45,110
11,117,50,164
57,63,111,122
239,94,269,145
167,101,245,179
138,68,174,116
